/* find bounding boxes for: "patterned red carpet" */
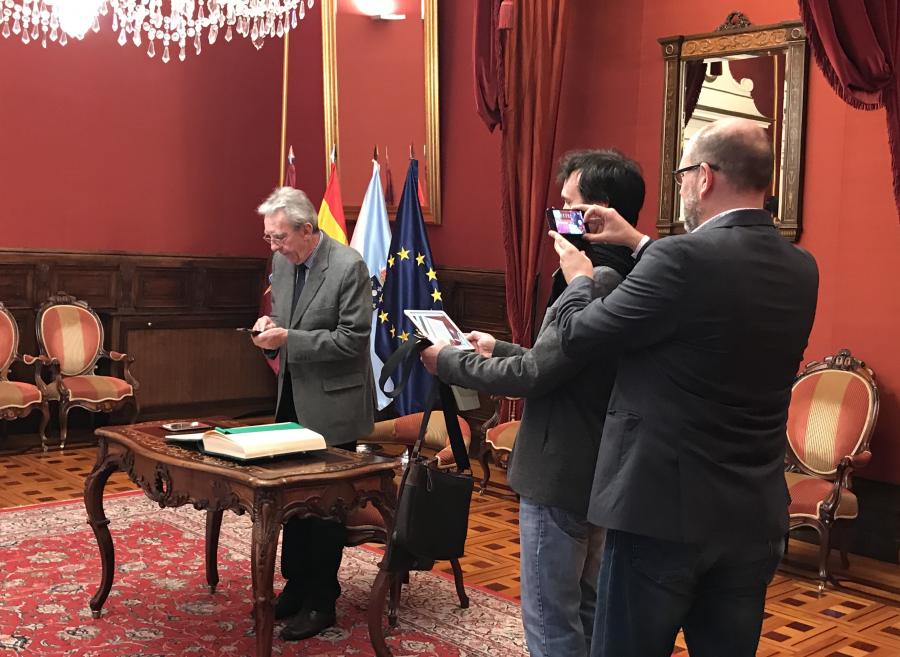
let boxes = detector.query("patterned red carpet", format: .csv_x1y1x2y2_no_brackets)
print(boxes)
0,492,527,656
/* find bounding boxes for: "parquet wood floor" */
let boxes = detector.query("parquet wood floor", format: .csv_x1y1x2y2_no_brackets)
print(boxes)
2,445,899,656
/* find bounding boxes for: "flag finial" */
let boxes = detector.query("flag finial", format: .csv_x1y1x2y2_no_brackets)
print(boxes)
409,142,415,159
288,145,295,163
373,144,379,161
331,143,337,164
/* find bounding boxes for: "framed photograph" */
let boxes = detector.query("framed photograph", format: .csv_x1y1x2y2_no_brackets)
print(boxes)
404,310,474,350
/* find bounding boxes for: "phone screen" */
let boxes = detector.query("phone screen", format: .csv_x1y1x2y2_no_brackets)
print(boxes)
546,208,586,235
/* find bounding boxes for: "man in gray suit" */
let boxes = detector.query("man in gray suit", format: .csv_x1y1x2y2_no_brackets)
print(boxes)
551,118,819,657
252,186,374,641
421,150,645,657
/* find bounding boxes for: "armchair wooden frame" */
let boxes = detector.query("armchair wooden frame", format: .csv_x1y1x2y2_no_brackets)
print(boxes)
477,396,523,494
36,293,140,449
0,302,51,450
784,348,879,591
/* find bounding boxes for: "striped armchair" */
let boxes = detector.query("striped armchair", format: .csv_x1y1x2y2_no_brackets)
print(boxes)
785,348,878,590
0,302,51,450
36,293,140,449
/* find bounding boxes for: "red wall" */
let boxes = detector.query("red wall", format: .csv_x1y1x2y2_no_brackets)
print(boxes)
282,1,505,269
0,20,286,258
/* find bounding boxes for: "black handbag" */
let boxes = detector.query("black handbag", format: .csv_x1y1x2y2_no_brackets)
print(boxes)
378,336,475,568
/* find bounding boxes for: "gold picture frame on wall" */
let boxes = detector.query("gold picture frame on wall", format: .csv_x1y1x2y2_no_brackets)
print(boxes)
321,0,441,224
658,17,808,241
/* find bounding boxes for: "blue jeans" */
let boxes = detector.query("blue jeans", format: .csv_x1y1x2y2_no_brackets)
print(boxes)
519,498,606,657
591,529,784,657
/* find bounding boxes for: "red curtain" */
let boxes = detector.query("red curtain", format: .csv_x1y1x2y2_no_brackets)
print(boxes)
492,0,569,347
800,0,900,216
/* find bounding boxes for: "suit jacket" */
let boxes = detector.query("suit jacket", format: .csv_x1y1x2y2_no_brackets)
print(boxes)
269,233,375,446
437,267,623,517
556,209,819,544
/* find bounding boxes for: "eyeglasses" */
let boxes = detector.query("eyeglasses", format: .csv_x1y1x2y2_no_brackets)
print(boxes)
673,162,720,185
263,232,290,246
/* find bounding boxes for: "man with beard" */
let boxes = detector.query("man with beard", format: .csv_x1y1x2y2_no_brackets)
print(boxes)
550,118,819,657
422,149,645,657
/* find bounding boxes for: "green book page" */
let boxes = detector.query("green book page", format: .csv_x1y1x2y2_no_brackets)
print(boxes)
215,422,304,435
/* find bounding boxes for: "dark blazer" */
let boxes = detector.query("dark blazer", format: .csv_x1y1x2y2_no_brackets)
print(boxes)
556,209,819,544
437,267,623,516
269,233,375,446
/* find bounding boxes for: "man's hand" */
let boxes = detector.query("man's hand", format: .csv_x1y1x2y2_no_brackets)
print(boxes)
420,339,452,374
550,230,594,284
252,326,288,350
573,204,644,251
253,315,277,333
465,331,496,357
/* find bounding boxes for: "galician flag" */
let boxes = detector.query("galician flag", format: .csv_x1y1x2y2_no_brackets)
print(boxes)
318,160,348,244
350,160,393,410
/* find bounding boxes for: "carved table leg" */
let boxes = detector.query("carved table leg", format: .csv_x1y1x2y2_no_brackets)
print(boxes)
84,449,120,618
478,444,492,494
205,508,224,594
388,573,403,628
449,558,469,608
368,567,394,657
251,497,280,657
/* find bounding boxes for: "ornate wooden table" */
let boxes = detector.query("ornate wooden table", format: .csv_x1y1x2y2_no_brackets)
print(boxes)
84,420,399,657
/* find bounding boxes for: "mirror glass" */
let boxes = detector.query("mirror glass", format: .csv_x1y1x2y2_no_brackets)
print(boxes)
679,53,786,220
323,0,440,223
658,18,807,241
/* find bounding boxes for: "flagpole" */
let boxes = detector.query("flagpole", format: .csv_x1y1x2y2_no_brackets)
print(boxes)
279,31,290,185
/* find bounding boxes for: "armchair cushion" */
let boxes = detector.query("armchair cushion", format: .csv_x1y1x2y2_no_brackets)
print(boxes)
0,311,14,369
786,471,858,520
787,369,874,474
484,420,519,452
364,412,472,469
0,381,41,408
63,375,134,403
39,305,103,376
346,502,385,529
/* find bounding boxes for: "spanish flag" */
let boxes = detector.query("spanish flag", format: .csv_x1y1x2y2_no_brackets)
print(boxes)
318,162,348,244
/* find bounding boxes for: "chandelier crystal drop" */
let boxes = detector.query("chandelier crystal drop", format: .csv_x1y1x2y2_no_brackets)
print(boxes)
1,0,314,62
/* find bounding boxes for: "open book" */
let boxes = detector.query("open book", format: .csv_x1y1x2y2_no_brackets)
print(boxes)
201,422,326,460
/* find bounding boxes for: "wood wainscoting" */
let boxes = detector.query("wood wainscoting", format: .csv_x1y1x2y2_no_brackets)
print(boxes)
436,266,510,432
0,249,277,447
0,252,510,451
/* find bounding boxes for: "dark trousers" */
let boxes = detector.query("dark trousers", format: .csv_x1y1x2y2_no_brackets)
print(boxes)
591,529,783,657
276,371,356,613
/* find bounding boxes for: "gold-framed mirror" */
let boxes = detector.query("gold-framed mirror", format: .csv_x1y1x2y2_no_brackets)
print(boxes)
321,0,441,224
658,13,808,240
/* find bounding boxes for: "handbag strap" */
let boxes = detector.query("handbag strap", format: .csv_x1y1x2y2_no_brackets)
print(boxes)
379,334,471,473
379,334,430,399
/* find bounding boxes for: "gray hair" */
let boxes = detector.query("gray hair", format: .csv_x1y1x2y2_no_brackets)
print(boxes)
257,187,319,231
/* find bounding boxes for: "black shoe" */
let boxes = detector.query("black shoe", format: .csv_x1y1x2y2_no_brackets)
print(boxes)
280,608,337,641
273,586,305,620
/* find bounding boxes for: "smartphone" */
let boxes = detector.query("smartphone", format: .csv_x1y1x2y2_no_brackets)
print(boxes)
546,208,586,235
236,327,262,336
161,421,212,432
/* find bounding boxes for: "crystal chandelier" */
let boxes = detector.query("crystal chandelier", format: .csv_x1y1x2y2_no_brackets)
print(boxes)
1,0,315,62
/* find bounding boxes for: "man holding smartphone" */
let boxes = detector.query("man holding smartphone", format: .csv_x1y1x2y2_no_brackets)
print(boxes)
422,149,645,657
251,186,374,642
551,119,818,657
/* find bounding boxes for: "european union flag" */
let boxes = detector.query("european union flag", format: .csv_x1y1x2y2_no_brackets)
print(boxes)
374,159,442,415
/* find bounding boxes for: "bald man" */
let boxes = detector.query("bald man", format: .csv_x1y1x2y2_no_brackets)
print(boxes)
549,119,819,657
